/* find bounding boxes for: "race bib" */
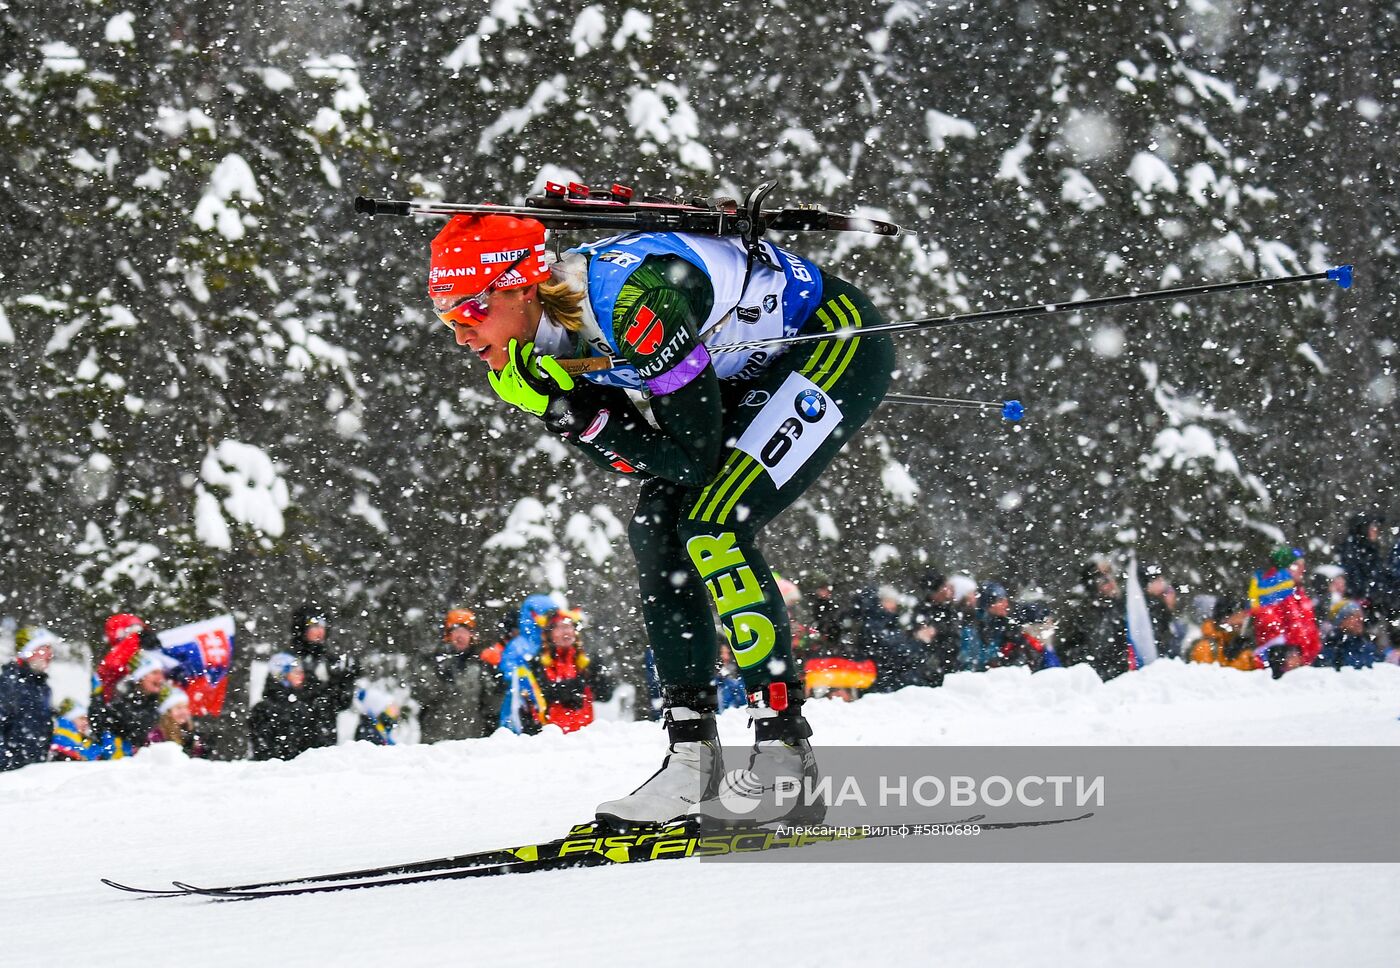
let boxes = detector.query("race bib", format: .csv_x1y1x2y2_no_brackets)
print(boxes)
734,372,843,488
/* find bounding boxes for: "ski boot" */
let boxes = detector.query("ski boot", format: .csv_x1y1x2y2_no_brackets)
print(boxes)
690,682,826,830
595,687,722,832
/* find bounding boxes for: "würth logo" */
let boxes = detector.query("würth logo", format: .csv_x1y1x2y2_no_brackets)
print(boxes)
625,305,663,355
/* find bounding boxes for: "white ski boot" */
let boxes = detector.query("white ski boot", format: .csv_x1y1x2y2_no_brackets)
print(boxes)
596,690,722,831
690,682,826,830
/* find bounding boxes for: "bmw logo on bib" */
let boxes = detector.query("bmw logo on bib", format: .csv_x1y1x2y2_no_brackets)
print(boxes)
795,388,827,422
735,373,845,489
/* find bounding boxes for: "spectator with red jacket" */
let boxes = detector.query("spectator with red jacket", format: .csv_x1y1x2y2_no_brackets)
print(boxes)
536,609,596,734
1248,546,1322,677
95,613,159,704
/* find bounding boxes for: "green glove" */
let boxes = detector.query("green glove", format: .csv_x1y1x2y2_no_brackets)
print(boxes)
487,339,576,416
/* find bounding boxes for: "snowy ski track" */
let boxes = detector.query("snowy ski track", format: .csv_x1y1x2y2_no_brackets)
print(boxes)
3,661,1397,967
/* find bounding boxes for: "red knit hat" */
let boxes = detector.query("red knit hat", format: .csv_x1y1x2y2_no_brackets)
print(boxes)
104,613,146,647
427,214,549,300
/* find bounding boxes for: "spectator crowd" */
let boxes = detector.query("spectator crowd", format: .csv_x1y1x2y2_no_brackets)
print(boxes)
3,511,1398,772
786,510,1400,700
0,595,613,771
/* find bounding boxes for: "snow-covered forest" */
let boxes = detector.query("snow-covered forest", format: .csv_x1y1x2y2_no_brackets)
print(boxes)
2,1,1395,667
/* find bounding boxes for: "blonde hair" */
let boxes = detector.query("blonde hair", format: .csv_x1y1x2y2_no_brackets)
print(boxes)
537,275,585,332
156,713,189,748
537,251,593,333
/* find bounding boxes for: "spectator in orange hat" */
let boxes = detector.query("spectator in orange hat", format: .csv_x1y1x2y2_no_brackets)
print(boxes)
414,608,497,742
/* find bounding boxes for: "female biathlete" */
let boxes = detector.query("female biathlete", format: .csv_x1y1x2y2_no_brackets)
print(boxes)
427,213,893,829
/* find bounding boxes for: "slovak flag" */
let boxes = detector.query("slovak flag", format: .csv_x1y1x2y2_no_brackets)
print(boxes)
157,614,236,717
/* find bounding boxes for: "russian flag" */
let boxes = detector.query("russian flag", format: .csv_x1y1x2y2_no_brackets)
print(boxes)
1125,552,1158,669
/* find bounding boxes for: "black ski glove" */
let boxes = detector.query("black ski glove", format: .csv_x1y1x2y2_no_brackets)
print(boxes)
541,380,617,438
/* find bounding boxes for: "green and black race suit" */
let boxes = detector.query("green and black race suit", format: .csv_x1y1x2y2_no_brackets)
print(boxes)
549,237,894,694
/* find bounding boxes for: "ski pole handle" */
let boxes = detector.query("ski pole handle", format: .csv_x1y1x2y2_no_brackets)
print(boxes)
556,356,621,376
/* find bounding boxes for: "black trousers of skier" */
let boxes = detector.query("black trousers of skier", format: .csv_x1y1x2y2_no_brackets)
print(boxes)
628,273,894,694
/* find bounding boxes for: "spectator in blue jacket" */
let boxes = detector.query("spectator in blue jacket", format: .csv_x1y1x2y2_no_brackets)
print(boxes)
1315,601,1382,670
1,627,57,771
496,594,557,733
856,586,927,691
50,702,100,762
967,583,1013,671
714,643,747,711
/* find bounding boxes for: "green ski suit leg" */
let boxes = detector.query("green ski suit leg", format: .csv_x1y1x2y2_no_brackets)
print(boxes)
631,273,894,695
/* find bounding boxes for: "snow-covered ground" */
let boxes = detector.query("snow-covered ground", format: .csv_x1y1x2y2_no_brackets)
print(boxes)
4,661,1398,967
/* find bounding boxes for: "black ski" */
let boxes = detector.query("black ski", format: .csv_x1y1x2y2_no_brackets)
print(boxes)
108,812,1094,900
100,827,583,897
100,879,188,896
171,821,878,899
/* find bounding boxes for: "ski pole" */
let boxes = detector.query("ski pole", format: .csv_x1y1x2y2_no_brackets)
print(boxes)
883,394,1025,421
554,266,1352,375
717,265,1354,354
548,355,1025,419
